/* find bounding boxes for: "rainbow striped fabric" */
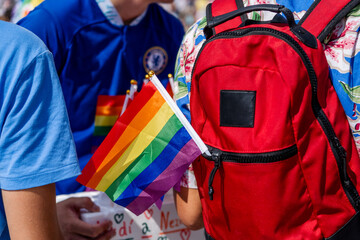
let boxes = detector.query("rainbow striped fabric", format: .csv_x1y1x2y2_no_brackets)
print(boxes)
77,74,208,215
92,95,125,153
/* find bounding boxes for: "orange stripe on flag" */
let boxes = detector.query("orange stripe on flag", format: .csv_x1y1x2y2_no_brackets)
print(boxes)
96,106,123,116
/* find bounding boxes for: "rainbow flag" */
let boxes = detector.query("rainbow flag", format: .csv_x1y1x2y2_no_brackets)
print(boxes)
92,95,125,153
77,74,208,215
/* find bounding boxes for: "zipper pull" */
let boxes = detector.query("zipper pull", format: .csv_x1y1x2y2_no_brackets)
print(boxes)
208,151,221,200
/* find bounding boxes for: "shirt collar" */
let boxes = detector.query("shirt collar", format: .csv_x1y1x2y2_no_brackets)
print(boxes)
96,0,147,27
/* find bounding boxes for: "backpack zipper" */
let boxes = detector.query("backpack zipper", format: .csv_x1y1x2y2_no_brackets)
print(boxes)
205,144,298,200
192,27,360,210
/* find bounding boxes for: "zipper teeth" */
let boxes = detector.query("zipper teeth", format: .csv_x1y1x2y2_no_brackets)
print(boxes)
193,27,360,210
206,145,298,163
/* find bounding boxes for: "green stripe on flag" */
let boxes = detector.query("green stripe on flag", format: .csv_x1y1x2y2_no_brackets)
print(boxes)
94,126,113,136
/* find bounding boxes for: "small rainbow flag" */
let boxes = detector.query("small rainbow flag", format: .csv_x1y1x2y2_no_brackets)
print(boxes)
77,74,208,215
92,95,125,153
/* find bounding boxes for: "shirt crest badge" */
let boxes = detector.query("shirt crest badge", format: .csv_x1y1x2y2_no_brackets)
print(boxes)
143,46,168,75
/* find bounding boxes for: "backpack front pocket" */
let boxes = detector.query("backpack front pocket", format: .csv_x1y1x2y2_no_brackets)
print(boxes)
193,145,322,239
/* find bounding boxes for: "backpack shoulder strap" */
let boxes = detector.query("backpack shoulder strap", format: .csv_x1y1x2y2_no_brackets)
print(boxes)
205,0,246,39
298,0,360,42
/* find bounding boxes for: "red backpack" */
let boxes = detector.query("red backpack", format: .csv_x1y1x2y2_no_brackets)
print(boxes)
190,0,360,239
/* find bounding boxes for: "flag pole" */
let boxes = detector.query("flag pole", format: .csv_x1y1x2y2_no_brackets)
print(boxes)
149,71,210,156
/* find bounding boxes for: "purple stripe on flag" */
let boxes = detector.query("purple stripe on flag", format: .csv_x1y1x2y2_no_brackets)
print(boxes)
125,139,201,215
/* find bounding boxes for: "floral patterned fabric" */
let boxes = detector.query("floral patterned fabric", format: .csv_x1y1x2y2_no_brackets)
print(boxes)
175,0,360,188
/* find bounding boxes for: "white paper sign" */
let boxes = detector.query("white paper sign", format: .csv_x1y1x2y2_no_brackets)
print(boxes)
57,190,205,240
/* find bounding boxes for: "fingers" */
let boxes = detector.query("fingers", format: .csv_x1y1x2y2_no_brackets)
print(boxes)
57,197,115,240
64,197,100,212
94,228,116,240
71,219,113,238
64,234,90,240
68,227,116,240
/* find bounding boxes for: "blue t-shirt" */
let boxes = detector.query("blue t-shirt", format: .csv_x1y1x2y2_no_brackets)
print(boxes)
0,20,80,239
18,0,185,194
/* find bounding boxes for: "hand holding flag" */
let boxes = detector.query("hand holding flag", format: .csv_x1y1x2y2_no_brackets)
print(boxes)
77,72,208,215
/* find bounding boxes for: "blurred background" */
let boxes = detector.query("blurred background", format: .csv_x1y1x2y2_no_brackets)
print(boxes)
0,0,213,29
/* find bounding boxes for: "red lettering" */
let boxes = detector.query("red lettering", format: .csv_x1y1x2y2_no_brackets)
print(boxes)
170,219,175,228
129,219,134,234
119,221,127,236
160,211,170,230
175,219,181,227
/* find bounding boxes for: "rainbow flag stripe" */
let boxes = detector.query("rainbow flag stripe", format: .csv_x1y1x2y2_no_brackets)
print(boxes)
77,75,207,215
94,95,125,136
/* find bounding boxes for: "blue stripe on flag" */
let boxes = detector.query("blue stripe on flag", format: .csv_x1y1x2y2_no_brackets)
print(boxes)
114,126,192,207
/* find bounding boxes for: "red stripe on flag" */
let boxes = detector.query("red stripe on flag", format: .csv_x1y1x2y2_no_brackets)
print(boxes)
96,95,126,107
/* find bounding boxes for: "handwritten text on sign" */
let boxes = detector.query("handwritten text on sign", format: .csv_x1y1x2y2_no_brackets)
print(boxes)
75,191,204,240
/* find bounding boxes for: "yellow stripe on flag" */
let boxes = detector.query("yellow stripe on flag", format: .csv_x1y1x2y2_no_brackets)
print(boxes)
94,115,119,127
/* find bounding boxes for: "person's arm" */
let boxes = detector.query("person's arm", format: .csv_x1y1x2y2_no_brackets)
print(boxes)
2,184,62,240
172,17,207,230
0,24,80,240
174,187,203,230
56,197,115,240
